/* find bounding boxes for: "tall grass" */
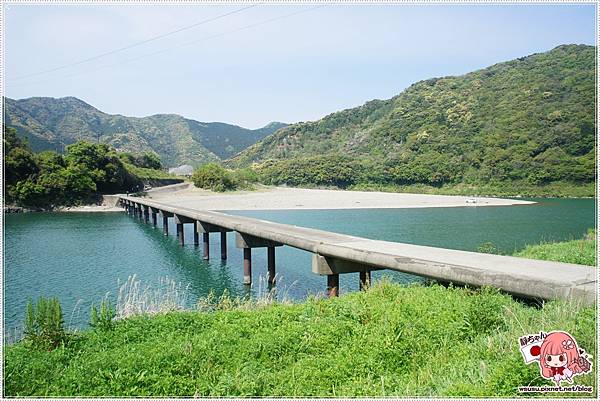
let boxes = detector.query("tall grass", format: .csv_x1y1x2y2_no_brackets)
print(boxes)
116,275,191,319
195,273,297,313
5,235,597,397
514,229,596,266
4,281,596,397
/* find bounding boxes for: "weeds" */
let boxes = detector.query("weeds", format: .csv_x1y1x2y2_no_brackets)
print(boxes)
23,297,68,350
116,274,190,319
90,296,116,331
514,230,596,266
195,273,296,312
5,282,595,397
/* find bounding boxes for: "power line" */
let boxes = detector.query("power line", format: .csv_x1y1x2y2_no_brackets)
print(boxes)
8,6,324,86
8,5,257,82
110,6,326,70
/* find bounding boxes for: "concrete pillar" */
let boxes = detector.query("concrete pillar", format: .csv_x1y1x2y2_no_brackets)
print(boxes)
194,222,200,247
359,270,371,291
151,211,157,227
163,215,169,236
137,205,143,219
235,233,283,285
220,232,227,260
267,246,276,286
196,222,232,260
143,206,149,224
177,223,184,246
203,233,210,260
243,248,252,285
174,214,194,247
327,274,339,298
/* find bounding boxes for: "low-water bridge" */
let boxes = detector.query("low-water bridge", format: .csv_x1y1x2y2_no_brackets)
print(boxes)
119,196,595,304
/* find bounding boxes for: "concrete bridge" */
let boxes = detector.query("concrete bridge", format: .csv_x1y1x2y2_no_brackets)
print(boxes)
118,196,595,304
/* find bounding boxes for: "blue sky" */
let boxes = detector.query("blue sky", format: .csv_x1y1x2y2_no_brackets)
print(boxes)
4,3,597,128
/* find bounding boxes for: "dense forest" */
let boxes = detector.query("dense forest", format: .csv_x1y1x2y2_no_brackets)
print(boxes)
5,96,287,166
230,45,596,193
4,127,167,208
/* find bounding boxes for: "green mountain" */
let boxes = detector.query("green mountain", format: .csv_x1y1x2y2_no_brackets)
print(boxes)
230,45,595,188
4,97,287,167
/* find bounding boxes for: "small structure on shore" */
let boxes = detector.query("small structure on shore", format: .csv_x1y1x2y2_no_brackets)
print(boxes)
168,165,194,177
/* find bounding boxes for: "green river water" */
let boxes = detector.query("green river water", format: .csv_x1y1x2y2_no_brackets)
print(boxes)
4,198,595,339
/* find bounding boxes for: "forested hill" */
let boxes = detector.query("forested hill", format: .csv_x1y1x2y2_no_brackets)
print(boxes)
229,45,595,190
5,96,287,167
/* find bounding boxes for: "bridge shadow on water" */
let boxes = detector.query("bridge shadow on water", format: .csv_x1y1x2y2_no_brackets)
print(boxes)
130,213,426,305
131,216,247,301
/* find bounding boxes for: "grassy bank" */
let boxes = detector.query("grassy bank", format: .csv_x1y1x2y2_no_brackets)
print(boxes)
5,283,596,397
349,181,595,198
5,236,597,397
514,230,596,266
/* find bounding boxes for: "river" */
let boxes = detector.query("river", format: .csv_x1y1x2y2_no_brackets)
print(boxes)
4,198,595,338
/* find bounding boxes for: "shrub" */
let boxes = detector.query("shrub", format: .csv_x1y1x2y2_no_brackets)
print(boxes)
476,241,502,255
192,163,237,192
90,298,116,331
23,297,68,350
256,155,359,188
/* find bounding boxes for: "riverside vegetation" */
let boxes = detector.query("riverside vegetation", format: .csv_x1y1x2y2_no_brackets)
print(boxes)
229,45,595,197
4,233,596,397
4,127,174,209
6,45,596,198
514,229,597,266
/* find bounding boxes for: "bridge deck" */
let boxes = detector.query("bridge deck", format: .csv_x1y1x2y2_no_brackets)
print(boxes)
121,196,596,304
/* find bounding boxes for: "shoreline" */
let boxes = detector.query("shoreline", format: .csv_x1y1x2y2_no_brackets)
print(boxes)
147,186,536,211
5,187,539,213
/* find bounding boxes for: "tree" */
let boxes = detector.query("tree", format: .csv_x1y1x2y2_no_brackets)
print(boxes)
136,152,162,170
64,141,136,193
4,127,38,185
192,163,236,192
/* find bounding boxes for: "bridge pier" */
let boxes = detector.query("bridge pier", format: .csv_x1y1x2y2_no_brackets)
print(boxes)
327,274,340,298
221,232,228,260
150,208,158,227
197,222,232,261
203,233,210,260
193,222,200,247
174,214,194,247
359,270,371,291
143,205,150,224
236,233,283,286
312,254,379,297
161,211,174,236
243,248,252,285
267,246,276,286
176,223,184,245
137,204,143,220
